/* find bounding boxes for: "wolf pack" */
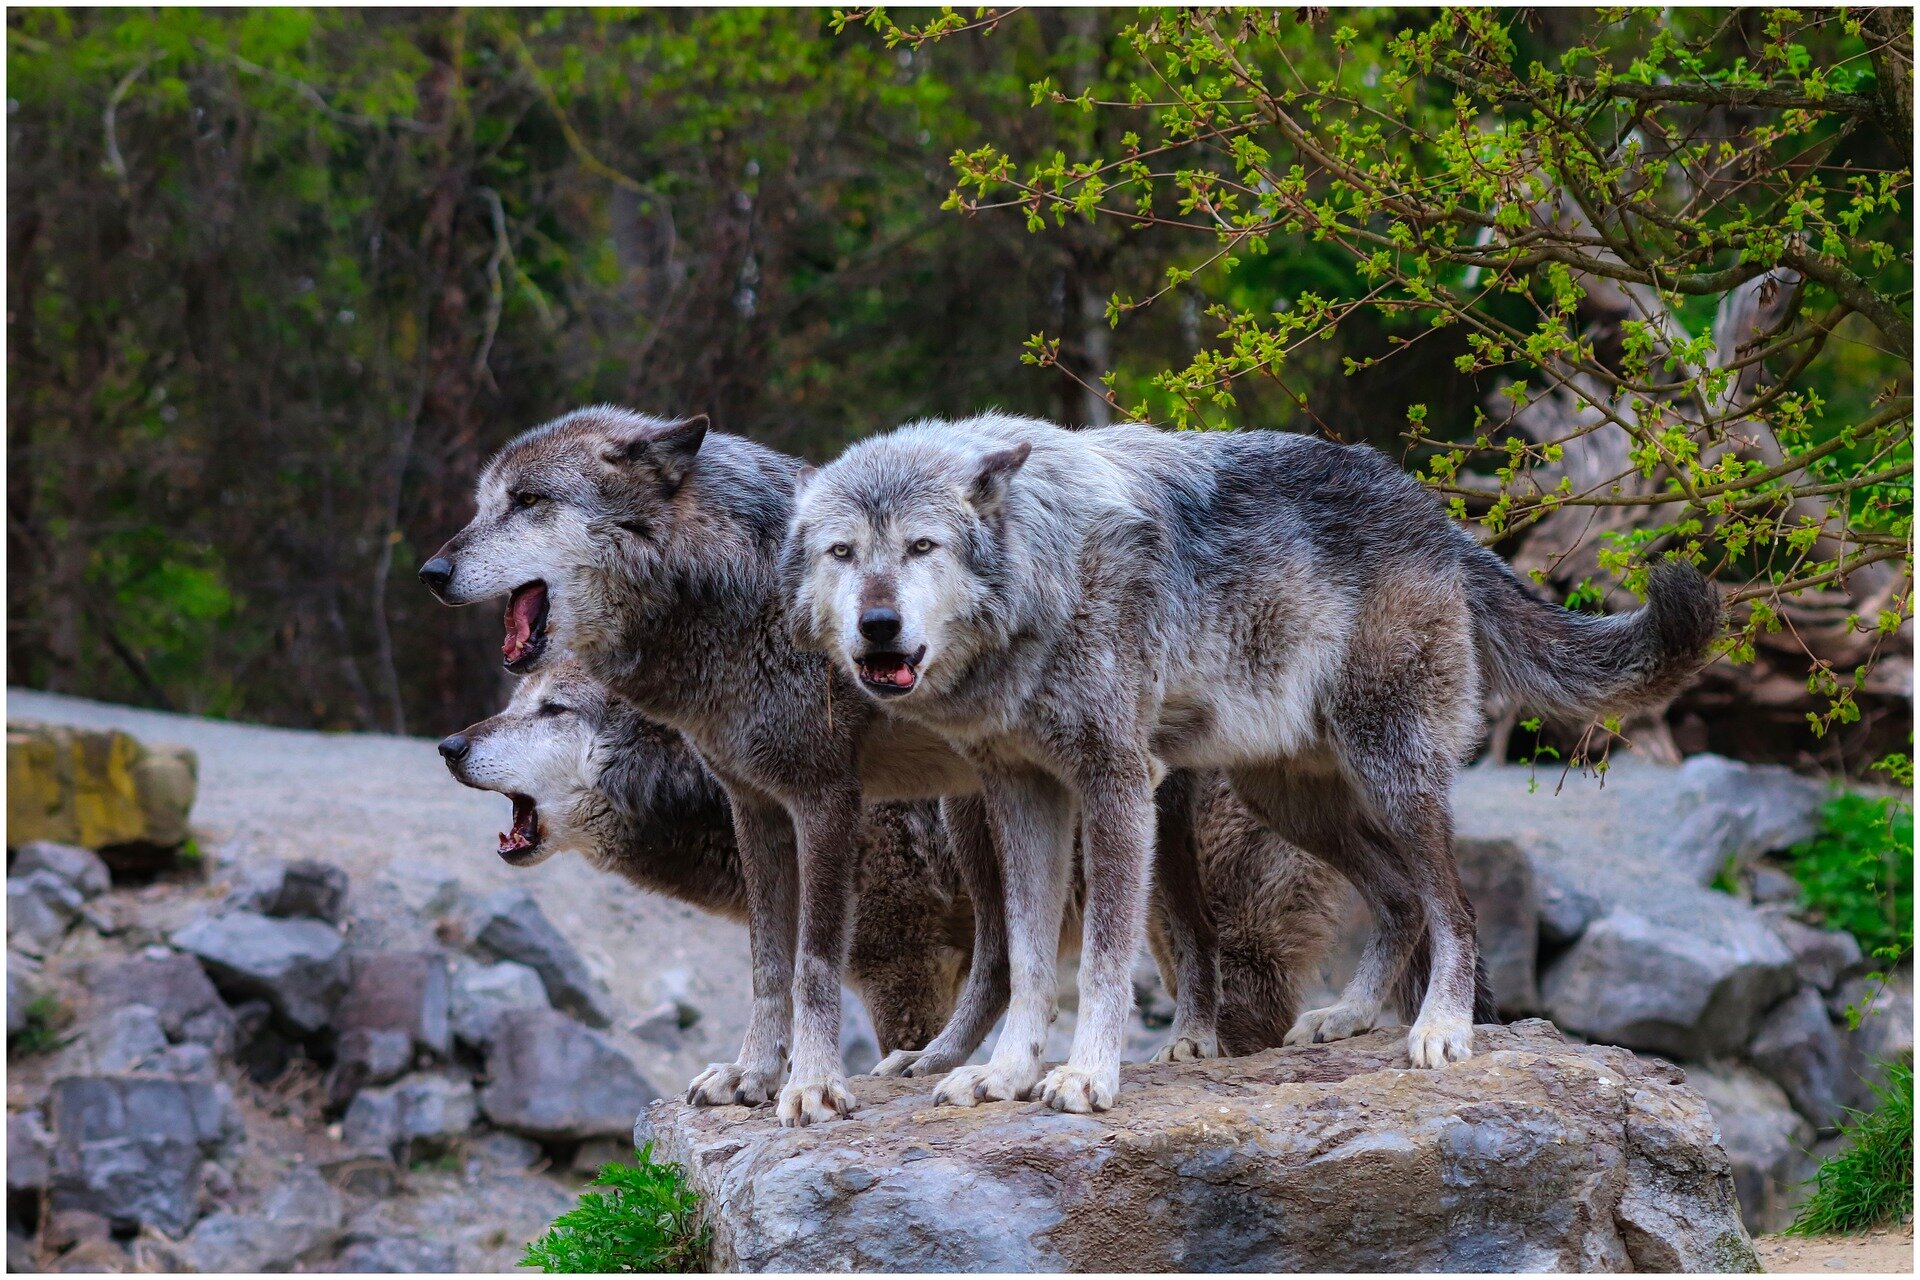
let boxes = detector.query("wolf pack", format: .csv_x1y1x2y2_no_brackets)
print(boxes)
420,407,1718,1128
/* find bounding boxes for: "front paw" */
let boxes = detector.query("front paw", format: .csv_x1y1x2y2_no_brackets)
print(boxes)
686,1060,781,1108
872,1049,922,1078
777,1072,856,1127
1407,1013,1473,1068
1283,1001,1381,1047
931,1061,1040,1108
1037,1064,1116,1113
1150,1033,1220,1063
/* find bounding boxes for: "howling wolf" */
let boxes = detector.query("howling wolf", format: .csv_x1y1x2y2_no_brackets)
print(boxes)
786,413,1717,1112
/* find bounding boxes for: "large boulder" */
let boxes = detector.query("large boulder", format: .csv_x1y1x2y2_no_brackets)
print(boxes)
480,1007,660,1142
1656,756,1828,885
170,910,349,1037
185,1167,344,1272
88,949,237,1052
327,950,451,1105
341,1072,478,1158
47,1075,241,1237
6,722,197,865
1747,986,1849,1132
12,842,112,898
450,958,551,1048
468,889,616,1027
645,1022,1755,1273
225,857,351,924
1685,1062,1817,1234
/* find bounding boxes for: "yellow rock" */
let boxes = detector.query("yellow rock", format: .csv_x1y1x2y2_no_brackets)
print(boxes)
6,721,197,851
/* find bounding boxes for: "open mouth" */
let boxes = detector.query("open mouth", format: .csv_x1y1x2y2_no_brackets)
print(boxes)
855,645,926,698
498,794,542,863
502,581,551,672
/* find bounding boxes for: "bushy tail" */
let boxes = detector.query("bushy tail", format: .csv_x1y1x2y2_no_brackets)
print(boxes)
1467,550,1721,722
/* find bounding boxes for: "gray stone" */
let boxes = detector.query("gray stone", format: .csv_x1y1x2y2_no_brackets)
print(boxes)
143,1042,216,1080
1763,913,1864,993
1537,879,1603,946
337,951,449,1055
9,953,41,1036
328,1027,414,1106
88,949,237,1050
226,857,350,923
469,889,614,1027
84,1004,170,1074
1661,755,1828,884
470,1129,545,1171
185,1173,344,1278
9,870,83,956
648,1021,1755,1272
7,1228,35,1274
333,1236,459,1272
480,1007,659,1141
380,861,467,917
48,1075,241,1237
322,1152,399,1197
1831,969,1915,1112
571,1135,636,1173
1749,987,1849,1132
450,958,551,1048
1748,866,1802,905
840,986,880,1076
342,1072,478,1157
170,910,349,1036
1457,836,1541,1015
13,842,111,899
1541,905,1797,1057
1686,1061,1818,1235
42,1207,111,1251
9,1107,52,1192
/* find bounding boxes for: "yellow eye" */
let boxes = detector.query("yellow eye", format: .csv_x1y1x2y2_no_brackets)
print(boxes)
909,538,936,555
829,544,852,560
513,492,543,509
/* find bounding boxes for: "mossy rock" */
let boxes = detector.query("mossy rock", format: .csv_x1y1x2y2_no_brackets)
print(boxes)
7,721,197,869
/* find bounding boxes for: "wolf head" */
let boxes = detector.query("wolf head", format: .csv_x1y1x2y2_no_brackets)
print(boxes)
438,662,613,866
419,406,710,675
785,421,1033,703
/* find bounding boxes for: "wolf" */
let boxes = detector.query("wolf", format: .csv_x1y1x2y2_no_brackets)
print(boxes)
786,412,1719,1112
418,407,1228,1125
437,659,1351,1058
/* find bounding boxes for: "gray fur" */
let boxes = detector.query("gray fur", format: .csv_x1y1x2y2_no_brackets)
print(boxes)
790,413,1717,1111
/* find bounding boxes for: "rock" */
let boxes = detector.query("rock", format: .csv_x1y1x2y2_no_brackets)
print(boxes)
1541,906,1797,1057
1762,913,1864,993
1686,1061,1817,1234
1748,866,1802,905
9,953,40,1035
9,870,83,956
77,1004,170,1074
322,1152,399,1197
480,1008,659,1142
648,1021,1754,1272
450,958,551,1048
337,951,450,1056
186,1172,344,1277
333,1236,459,1272
42,1207,111,1251
48,1075,241,1237
13,842,112,898
1537,879,1603,947
170,910,349,1036
1457,836,1541,1014
630,1000,687,1048
1660,755,1828,884
9,1107,53,1193
1831,969,1915,1112
7,1228,35,1274
468,889,615,1027
342,1072,478,1157
228,857,351,923
6,721,197,863
571,1136,636,1173
144,1042,217,1080
1749,987,1849,1132
49,1237,130,1273
328,1028,414,1106
88,950,237,1051
470,1129,544,1171
381,861,467,917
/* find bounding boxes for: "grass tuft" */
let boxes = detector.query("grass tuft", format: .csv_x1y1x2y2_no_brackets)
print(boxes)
1785,791,1913,959
9,994,68,1056
522,1145,709,1273
1787,1061,1914,1236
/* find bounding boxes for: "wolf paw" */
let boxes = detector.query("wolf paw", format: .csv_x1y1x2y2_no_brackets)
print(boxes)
872,1049,922,1078
1037,1064,1117,1113
1283,1001,1381,1047
685,1061,780,1108
776,1073,856,1127
1151,1033,1220,1064
932,1061,1038,1108
1407,1014,1473,1068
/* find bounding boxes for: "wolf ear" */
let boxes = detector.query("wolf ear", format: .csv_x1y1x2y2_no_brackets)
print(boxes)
794,464,817,496
967,442,1031,518
602,414,709,491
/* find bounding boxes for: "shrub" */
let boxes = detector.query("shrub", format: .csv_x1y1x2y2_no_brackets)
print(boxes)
1785,790,1914,959
522,1146,709,1273
1788,1061,1914,1236
9,995,68,1057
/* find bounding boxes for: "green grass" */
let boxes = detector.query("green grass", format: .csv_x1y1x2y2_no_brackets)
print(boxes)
1787,1061,1914,1235
522,1146,709,1273
9,995,67,1056
1784,791,1914,959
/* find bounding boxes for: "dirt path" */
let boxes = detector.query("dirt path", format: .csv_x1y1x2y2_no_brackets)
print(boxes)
6,687,758,1092
1755,1223,1914,1273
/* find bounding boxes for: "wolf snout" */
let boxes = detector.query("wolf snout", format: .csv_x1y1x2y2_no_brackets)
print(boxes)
418,556,454,598
438,733,471,763
858,606,902,645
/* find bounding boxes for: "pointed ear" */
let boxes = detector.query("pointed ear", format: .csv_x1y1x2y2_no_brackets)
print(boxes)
601,414,709,491
967,442,1031,517
794,464,817,496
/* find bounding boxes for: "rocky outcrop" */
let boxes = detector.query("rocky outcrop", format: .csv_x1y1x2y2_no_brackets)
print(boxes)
7,721,197,864
644,1022,1757,1273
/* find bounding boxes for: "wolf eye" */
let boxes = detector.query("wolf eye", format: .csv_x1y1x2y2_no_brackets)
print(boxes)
908,538,936,555
537,701,567,717
512,491,543,510
829,544,852,560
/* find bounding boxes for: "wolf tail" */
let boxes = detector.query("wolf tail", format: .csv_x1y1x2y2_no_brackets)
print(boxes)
1465,548,1720,722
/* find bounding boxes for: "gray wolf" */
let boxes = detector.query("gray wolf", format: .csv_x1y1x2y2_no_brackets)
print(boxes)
418,408,1226,1125
437,659,1355,1059
786,413,1717,1111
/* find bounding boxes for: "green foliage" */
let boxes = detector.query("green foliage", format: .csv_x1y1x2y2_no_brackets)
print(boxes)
1785,789,1915,959
1787,1061,1914,1236
522,1148,709,1274
10,995,69,1057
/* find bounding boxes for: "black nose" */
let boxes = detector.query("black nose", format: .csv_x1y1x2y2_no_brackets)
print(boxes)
419,557,453,592
438,734,470,762
858,607,902,645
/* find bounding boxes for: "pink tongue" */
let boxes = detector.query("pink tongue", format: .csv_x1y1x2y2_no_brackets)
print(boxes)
892,665,914,687
503,589,540,661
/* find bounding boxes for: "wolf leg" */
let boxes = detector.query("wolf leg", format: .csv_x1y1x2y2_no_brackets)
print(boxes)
934,768,1073,1108
686,793,795,1108
1148,769,1221,1063
777,786,865,1126
1039,756,1156,1112
877,794,1010,1079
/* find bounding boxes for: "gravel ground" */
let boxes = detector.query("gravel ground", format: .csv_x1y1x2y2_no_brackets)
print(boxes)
1754,1222,1914,1273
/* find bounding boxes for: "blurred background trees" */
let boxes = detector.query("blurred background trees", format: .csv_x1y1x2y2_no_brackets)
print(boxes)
7,8,1911,772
